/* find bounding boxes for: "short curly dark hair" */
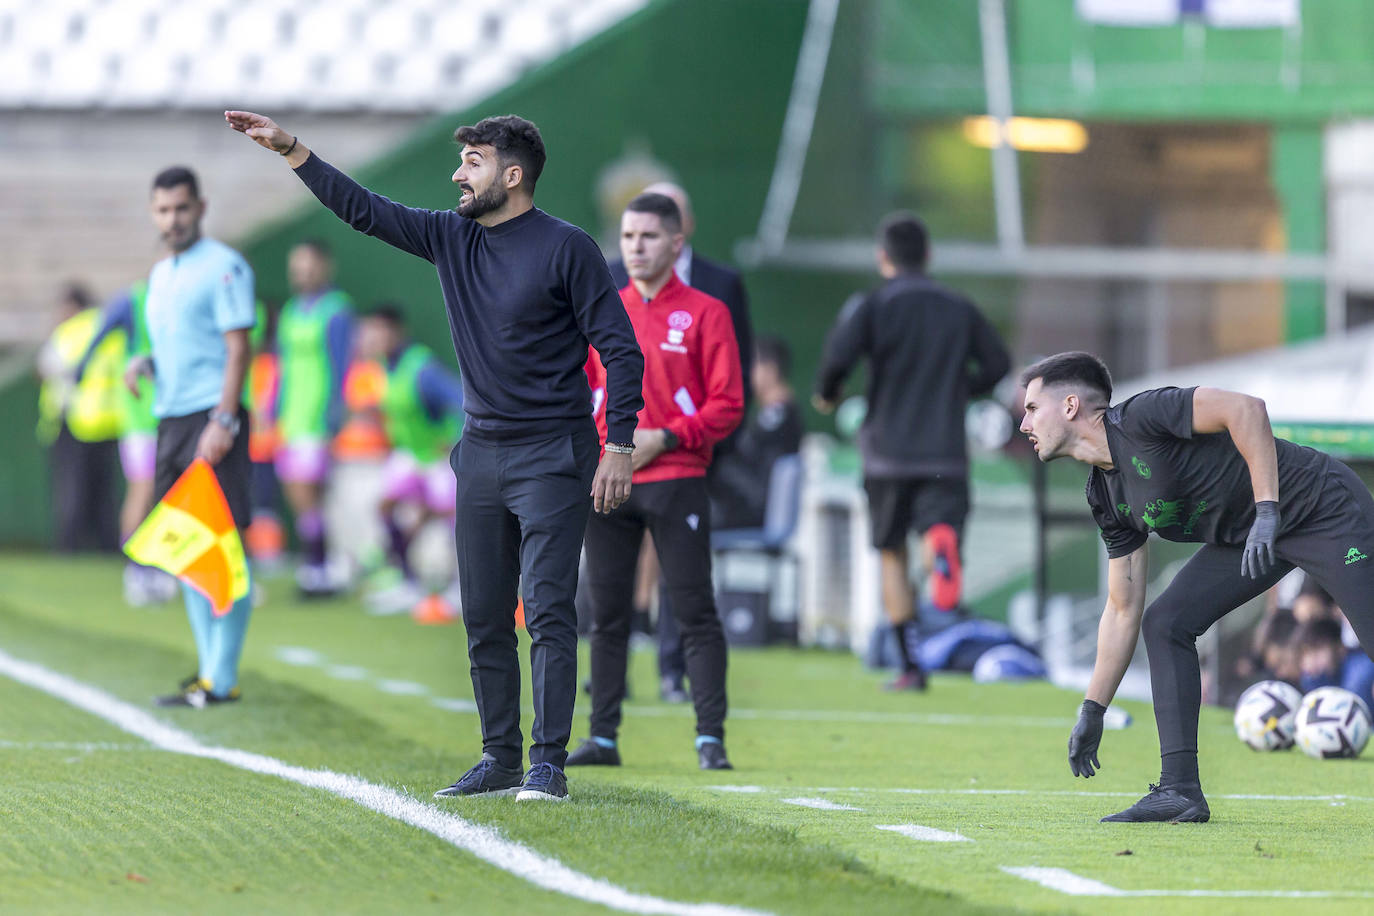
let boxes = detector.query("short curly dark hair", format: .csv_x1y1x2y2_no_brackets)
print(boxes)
454,115,547,191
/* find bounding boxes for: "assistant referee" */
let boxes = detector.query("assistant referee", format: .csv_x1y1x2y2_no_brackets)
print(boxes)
227,110,644,803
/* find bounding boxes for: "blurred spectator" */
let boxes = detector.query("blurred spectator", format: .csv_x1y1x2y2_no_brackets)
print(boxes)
711,335,803,531
244,300,287,572
1297,617,1346,693
814,212,1010,690
36,282,122,553
275,239,355,596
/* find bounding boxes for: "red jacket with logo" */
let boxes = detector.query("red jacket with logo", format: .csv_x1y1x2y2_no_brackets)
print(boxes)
587,273,743,483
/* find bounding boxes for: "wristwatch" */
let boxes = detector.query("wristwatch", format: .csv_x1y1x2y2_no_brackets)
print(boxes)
208,409,241,437
661,429,680,451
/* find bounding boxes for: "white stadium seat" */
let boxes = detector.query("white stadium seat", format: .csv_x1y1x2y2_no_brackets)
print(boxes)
361,4,422,56
109,50,181,108
43,48,110,107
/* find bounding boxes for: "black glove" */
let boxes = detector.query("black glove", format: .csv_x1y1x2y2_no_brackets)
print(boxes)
1068,699,1106,778
1241,500,1280,580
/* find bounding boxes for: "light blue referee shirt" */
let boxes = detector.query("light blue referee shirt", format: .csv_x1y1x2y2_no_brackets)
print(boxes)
145,237,256,419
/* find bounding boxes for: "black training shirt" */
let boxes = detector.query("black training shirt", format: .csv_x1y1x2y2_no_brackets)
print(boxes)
294,153,644,444
1086,386,1332,558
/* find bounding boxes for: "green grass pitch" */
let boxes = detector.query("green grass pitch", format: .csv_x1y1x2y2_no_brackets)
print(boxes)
2,553,1373,915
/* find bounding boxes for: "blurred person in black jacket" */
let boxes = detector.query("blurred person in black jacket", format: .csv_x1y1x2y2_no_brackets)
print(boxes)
815,213,1010,691
712,335,803,531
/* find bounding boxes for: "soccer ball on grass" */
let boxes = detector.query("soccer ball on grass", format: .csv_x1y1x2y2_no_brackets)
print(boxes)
1293,686,1372,760
1233,680,1303,751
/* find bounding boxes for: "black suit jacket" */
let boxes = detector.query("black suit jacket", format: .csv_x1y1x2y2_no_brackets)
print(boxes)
609,251,754,412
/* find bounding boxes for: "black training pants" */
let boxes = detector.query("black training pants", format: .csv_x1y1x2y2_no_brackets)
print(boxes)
1144,460,1374,762
453,424,599,771
50,425,119,553
584,476,728,741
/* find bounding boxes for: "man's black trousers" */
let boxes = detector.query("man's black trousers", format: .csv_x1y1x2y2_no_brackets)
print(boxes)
584,476,728,741
1144,460,1374,768
453,423,598,771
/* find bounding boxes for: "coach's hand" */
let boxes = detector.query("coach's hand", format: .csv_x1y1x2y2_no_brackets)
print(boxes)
224,111,310,166
591,452,632,515
1068,699,1106,778
1241,500,1280,580
196,420,233,467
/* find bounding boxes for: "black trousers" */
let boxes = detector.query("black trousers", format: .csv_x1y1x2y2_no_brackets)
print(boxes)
50,425,119,553
453,424,598,771
584,476,728,741
1144,461,1374,764
154,407,252,529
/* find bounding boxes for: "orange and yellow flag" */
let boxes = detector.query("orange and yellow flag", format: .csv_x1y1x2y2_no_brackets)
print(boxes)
123,458,249,616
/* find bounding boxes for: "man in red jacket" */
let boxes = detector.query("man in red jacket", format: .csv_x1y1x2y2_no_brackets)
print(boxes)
575,192,744,770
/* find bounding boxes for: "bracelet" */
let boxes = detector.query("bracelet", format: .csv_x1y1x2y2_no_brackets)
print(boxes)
604,442,634,455
281,135,298,156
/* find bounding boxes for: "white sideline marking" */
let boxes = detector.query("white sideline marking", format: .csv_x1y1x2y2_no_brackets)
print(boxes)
0,740,157,752
876,824,972,843
1000,866,1374,899
376,679,430,696
1002,867,1122,896
706,785,1374,804
781,797,862,811
0,649,770,916
274,645,1127,732
431,697,479,713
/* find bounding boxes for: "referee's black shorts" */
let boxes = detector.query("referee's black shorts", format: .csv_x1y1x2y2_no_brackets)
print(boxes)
863,475,968,551
154,406,252,529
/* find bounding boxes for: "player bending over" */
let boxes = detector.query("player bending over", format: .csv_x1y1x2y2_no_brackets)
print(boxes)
1019,351,1374,822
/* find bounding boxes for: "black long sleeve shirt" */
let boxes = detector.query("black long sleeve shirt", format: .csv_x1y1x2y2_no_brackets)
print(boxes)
815,272,1010,478
294,153,643,444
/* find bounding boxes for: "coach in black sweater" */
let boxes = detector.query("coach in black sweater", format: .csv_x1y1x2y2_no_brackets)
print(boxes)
227,110,644,802
815,212,1009,690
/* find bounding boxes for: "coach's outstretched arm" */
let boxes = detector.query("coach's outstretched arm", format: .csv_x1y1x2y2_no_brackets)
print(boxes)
1192,387,1280,579
224,110,439,262
1069,544,1148,778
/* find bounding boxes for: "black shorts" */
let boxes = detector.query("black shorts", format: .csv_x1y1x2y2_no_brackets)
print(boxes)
154,406,252,529
863,475,969,551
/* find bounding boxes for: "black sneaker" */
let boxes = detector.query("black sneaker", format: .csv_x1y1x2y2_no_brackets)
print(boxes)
434,754,525,798
565,739,621,767
1101,783,1210,823
154,681,241,708
516,762,569,802
698,741,733,770
884,667,928,691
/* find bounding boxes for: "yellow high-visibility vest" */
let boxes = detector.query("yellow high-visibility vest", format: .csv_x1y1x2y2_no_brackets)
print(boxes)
37,308,125,444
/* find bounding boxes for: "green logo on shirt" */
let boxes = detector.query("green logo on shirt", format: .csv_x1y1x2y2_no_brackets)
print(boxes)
1117,503,1132,516
1131,456,1151,479
1345,547,1368,565
1142,498,1207,536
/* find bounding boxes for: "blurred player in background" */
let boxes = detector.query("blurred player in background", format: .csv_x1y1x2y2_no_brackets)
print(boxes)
815,213,1010,691
575,192,742,770
1021,351,1374,822
36,282,123,554
352,303,465,620
275,239,354,597
73,280,179,604
243,300,287,573
128,165,256,708
227,108,643,802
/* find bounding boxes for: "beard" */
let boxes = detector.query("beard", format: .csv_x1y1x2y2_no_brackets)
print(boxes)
458,182,508,219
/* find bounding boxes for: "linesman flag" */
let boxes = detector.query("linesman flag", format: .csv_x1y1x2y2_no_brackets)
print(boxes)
123,458,249,615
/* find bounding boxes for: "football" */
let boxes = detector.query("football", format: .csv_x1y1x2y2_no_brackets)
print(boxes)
1233,680,1303,751
1294,686,1373,759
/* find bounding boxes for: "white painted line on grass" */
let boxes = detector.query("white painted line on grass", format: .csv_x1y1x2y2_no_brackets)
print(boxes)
275,646,325,666
876,824,972,843
325,664,371,681
706,786,1374,804
430,697,479,713
780,797,862,811
376,679,430,696
1000,866,1374,899
0,740,158,752
712,786,763,793
0,648,770,916
1001,867,1122,896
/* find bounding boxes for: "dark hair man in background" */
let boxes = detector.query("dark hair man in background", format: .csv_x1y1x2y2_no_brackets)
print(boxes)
1020,351,1374,823
130,165,257,708
226,109,644,803
711,334,803,531
577,192,743,770
815,212,1010,691
609,181,754,703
